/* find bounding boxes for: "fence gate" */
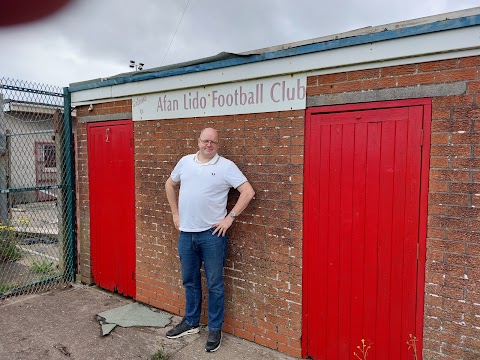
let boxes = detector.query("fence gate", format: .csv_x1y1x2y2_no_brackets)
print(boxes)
0,78,76,299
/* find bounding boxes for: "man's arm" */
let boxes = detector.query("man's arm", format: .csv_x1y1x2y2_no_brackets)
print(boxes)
212,181,255,237
165,176,180,230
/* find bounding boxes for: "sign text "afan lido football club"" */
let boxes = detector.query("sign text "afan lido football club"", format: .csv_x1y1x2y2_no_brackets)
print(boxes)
132,74,306,120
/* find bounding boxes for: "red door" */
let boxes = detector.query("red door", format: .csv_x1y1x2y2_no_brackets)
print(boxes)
303,99,430,359
87,120,136,297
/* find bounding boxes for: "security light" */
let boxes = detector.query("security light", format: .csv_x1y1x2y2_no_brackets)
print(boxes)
129,60,144,71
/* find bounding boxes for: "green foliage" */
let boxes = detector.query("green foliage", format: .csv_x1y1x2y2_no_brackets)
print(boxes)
0,280,11,293
0,226,23,263
30,261,56,274
149,348,169,360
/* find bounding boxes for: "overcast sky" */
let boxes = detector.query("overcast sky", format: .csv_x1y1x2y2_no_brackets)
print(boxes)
0,0,478,88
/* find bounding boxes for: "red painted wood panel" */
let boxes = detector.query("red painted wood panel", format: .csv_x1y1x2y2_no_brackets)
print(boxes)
303,99,430,360
87,120,136,298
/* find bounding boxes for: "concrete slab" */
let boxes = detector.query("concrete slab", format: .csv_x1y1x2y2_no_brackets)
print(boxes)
11,201,58,236
0,284,300,360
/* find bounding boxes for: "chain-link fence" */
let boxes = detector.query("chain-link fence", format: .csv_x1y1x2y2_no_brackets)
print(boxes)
0,78,76,299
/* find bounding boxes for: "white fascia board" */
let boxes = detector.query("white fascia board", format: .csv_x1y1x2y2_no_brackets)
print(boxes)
71,25,480,105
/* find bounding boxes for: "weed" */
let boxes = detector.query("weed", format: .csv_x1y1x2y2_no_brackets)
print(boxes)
0,227,22,263
16,217,29,225
31,261,56,274
354,339,371,360
407,334,419,360
0,281,11,293
149,348,169,360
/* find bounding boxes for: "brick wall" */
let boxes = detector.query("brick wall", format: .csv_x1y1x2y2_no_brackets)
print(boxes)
75,55,479,358
134,113,305,357
307,56,480,359
75,106,305,357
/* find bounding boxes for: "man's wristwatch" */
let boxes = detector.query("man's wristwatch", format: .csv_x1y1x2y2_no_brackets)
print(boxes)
229,211,236,219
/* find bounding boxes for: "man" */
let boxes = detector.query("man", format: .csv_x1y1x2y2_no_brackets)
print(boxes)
165,127,255,352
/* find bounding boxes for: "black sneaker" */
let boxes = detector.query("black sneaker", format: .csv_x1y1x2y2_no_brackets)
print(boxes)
205,329,222,352
166,318,199,339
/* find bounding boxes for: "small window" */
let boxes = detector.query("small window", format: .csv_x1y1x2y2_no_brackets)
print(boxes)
43,144,56,168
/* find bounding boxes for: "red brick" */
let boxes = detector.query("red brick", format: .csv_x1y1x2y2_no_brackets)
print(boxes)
453,107,480,120
431,120,472,132
381,64,417,77
428,239,466,254
427,227,447,239
458,56,480,68
430,132,450,145
348,68,380,80
397,73,436,87
428,180,447,192
447,230,480,244
361,77,397,90
429,157,449,168
467,243,480,256
316,72,348,84
467,80,480,93
435,68,478,83
429,169,470,182
450,182,480,194
418,59,458,72
433,95,474,108
277,343,302,358
431,108,452,120
307,76,318,86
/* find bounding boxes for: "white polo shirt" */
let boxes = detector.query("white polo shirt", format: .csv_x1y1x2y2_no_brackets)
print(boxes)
170,153,248,232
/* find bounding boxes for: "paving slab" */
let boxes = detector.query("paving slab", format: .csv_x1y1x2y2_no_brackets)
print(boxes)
0,284,300,360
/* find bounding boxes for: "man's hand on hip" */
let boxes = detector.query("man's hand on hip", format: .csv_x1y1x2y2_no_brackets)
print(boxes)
212,216,234,237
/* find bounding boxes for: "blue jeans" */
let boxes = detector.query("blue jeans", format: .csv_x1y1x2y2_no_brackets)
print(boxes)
178,228,227,331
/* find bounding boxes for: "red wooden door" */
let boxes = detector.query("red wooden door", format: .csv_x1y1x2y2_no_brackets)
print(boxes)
87,120,136,297
303,99,430,360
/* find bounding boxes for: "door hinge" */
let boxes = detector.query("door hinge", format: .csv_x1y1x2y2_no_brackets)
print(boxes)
417,243,420,260
420,129,424,147
132,271,135,280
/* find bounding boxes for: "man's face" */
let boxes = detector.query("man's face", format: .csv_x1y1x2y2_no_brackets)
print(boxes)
198,129,219,159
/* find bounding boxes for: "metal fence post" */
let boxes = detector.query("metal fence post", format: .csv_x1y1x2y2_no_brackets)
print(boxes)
62,87,76,283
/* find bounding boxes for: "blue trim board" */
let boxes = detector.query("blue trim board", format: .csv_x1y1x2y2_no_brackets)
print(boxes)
69,14,480,93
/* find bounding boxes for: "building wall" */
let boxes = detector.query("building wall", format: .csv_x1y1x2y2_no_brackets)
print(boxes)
307,56,480,359
75,102,305,357
5,113,54,204
75,56,480,358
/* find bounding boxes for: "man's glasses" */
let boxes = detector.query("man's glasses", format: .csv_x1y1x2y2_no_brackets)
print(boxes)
199,139,218,145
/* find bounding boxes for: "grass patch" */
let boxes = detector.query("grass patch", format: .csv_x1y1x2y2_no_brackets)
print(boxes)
0,227,23,263
149,348,169,360
30,261,56,275
0,280,11,293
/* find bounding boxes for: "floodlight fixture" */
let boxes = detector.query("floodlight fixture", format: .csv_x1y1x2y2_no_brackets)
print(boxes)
129,60,144,71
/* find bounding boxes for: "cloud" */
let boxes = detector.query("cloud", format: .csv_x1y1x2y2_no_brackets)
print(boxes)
0,0,478,87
